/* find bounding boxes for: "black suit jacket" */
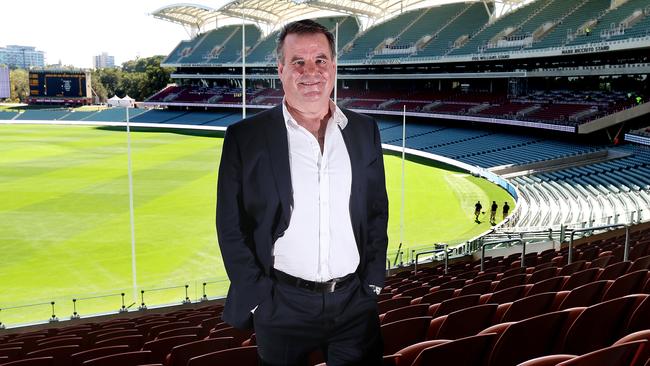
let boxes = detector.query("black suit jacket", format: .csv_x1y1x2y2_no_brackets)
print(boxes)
216,104,389,329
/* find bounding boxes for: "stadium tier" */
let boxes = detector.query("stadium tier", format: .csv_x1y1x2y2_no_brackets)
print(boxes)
0,224,648,365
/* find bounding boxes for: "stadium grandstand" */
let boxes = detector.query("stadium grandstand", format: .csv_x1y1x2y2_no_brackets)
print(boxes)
1,0,650,364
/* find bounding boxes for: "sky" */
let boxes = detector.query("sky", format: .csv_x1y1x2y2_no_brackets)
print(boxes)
0,0,224,69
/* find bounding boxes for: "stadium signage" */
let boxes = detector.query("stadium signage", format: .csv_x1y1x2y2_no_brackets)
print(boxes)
471,54,511,61
561,45,610,55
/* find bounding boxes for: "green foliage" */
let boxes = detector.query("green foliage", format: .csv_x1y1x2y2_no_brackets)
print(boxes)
9,69,29,102
91,55,173,102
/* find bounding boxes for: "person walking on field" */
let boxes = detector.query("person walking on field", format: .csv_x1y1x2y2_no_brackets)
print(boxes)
503,202,510,219
490,201,498,225
474,201,482,222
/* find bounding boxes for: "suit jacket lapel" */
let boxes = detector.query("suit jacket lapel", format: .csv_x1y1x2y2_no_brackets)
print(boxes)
264,105,293,235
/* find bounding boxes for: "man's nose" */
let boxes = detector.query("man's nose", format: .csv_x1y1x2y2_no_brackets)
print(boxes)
304,60,317,74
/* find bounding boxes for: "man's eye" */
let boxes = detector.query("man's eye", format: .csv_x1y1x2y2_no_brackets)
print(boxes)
316,59,327,65
292,60,304,66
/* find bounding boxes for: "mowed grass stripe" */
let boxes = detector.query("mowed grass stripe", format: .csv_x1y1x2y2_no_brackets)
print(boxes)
0,125,513,326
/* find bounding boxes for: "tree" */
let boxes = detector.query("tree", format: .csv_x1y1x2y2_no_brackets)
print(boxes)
9,69,29,103
90,70,108,103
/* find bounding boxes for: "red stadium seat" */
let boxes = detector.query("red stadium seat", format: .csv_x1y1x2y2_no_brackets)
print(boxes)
426,303,498,340
70,345,130,366
556,280,610,310
381,317,432,355
428,294,480,318
558,340,646,366
561,268,600,290
82,351,152,366
411,288,454,305
392,340,450,366
207,326,253,346
186,346,257,366
602,270,649,301
0,357,54,366
26,345,81,366
380,304,429,324
499,292,558,322
597,261,631,281
165,338,235,366
94,335,145,351
378,297,413,315
527,276,566,296
142,335,199,364
563,294,648,355
411,333,497,366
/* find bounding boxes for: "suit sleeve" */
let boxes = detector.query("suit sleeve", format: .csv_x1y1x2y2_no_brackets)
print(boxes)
216,126,271,316
363,121,389,289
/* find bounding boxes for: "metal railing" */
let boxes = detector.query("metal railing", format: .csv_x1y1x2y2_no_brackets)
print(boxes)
414,244,449,275
568,223,630,264
480,239,524,272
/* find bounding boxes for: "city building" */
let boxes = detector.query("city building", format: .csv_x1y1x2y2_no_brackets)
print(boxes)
0,45,45,68
93,52,115,69
0,66,9,99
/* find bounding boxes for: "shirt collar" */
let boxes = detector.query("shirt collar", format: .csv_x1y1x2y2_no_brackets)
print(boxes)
282,98,348,130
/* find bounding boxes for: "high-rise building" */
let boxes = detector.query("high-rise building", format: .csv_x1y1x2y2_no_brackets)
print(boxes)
0,45,45,68
0,66,9,99
93,52,115,69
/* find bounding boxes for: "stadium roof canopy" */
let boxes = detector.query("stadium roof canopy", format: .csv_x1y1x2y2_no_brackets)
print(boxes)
152,0,530,34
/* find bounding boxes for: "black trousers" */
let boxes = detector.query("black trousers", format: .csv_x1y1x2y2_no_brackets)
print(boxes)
253,275,383,366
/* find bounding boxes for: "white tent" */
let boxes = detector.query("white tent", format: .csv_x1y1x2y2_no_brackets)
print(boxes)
107,95,135,107
107,95,121,107
121,95,135,107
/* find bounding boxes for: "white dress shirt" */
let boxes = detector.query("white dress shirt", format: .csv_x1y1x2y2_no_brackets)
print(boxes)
272,100,359,282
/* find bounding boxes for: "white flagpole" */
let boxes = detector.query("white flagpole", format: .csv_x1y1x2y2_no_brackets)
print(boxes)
400,105,406,247
242,19,246,119
334,22,338,104
126,105,138,305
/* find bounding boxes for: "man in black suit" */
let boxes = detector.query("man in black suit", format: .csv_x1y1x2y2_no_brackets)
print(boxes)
216,20,388,365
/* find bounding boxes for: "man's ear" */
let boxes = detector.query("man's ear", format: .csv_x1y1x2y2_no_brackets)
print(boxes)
277,61,284,78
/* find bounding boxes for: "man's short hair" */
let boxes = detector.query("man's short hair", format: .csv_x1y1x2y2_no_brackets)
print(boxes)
276,19,336,64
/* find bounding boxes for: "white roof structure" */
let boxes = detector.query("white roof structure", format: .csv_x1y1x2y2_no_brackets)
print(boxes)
152,0,530,35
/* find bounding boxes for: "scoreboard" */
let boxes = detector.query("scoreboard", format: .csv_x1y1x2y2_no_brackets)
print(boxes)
29,71,91,98
28,70,92,105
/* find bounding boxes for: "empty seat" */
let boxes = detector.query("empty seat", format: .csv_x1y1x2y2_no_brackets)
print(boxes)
380,304,429,324
558,340,646,366
562,268,600,291
558,261,587,276
427,304,498,340
557,280,610,310
82,351,152,366
527,267,559,284
142,335,199,364
207,327,254,346
626,295,650,334
0,357,54,366
527,276,566,296
481,285,530,304
392,340,450,366
378,297,413,315
94,335,144,351
483,309,584,366
597,262,631,281
602,271,649,301
381,317,432,355
26,345,80,366
70,345,130,366
628,255,650,272
493,274,528,292
186,346,258,366
411,333,497,366
500,292,558,322
412,288,454,305
428,295,481,318
165,338,235,366
563,294,648,355
456,280,493,297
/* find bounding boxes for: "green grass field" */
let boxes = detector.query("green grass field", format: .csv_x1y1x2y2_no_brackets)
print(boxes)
0,124,512,326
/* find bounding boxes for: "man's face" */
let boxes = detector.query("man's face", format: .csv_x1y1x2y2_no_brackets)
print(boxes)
278,32,335,113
